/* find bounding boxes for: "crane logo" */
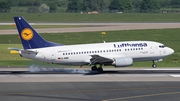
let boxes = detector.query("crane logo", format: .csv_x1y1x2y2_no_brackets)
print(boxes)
21,28,33,41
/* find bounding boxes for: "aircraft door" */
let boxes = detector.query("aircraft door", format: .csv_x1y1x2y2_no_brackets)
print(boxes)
149,45,154,54
51,51,56,63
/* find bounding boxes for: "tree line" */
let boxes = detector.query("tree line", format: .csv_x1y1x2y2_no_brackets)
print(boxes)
0,0,180,13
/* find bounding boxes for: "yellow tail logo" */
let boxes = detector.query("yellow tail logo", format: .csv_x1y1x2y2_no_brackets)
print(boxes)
21,28,33,41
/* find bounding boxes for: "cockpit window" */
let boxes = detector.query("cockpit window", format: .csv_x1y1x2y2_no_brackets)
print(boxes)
159,45,165,48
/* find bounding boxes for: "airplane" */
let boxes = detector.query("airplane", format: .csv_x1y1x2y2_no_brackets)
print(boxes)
11,16,174,72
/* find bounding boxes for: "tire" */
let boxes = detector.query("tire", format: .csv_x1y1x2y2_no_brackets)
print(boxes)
97,67,103,73
91,66,97,71
152,64,156,68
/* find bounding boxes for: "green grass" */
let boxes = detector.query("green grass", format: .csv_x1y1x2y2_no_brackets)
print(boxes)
1,13,180,22
0,25,84,30
0,60,33,67
0,44,23,60
0,28,180,67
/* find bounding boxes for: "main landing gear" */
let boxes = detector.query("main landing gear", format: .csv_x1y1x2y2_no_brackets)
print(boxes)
91,65,103,73
152,60,157,68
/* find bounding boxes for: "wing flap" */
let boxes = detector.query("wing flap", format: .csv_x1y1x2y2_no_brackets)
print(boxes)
89,55,113,65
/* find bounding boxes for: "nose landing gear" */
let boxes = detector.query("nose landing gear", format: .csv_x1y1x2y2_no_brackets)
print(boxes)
152,61,157,68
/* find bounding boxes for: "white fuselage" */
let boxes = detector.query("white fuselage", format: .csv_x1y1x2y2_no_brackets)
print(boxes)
20,41,174,66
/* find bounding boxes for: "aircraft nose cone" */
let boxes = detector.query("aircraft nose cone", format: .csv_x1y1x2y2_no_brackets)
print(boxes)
168,48,174,55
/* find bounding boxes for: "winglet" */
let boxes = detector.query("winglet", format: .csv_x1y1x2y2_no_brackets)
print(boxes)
14,16,63,49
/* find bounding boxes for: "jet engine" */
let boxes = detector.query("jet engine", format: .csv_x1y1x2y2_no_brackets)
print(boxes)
112,57,133,67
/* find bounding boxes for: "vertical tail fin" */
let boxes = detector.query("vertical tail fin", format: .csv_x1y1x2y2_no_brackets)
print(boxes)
14,16,62,49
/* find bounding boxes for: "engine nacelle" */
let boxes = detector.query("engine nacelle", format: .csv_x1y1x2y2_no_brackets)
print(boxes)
112,57,133,67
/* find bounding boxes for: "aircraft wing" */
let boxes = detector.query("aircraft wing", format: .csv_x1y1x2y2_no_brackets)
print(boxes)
89,55,113,65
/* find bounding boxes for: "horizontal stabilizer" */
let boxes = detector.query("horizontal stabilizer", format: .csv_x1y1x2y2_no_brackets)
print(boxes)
8,47,21,54
8,47,21,51
21,50,38,54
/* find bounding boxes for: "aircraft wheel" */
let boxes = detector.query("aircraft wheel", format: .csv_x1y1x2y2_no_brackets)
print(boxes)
152,64,156,68
91,66,97,71
97,67,103,73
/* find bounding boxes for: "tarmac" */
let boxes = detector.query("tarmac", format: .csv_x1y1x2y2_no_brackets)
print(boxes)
1,23,180,34
1,82,180,101
0,68,180,101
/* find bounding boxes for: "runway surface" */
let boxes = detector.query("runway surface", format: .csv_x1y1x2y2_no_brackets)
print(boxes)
1,68,180,82
1,82,180,101
1,23,180,34
1,68,180,101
